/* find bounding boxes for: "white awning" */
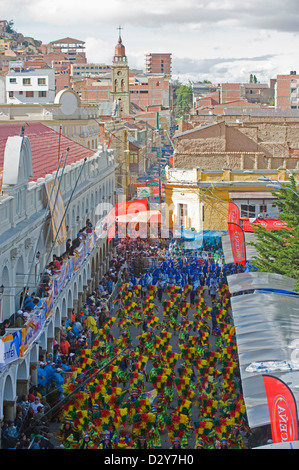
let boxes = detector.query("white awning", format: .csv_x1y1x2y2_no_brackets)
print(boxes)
228,274,299,429
229,191,276,199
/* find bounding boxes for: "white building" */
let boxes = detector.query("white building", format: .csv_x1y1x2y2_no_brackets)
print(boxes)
5,67,55,104
0,122,117,422
0,89,103,151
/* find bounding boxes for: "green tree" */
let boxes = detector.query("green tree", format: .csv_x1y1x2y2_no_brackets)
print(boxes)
249,174,299,289
6,20,14,34
173,84,193,119
249,74,258,84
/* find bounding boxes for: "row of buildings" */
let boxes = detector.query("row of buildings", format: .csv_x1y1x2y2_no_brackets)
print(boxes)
192,73,299,114
0,31,172,422
0,121,117,420
0,32,173,202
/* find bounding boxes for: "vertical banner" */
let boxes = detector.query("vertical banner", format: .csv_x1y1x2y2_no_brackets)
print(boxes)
45,180,67,248
228,222,246,266
263,375,298,443
228,202,240,225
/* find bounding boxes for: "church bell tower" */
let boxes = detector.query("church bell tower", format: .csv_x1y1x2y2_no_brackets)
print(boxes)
111,27,130,116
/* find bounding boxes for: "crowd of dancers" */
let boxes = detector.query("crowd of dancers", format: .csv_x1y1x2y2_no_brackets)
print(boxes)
54,237,251,449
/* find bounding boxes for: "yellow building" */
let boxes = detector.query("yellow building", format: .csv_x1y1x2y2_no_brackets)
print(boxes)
164,167,298,233
0,38,11,51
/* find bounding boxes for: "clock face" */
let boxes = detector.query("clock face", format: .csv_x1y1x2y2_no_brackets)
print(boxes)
117,71,122,76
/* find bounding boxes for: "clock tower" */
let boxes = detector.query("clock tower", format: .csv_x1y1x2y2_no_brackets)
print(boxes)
111,27,130,116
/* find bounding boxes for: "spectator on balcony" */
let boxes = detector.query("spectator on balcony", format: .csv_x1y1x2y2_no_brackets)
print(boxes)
53,255,61,273
23,294,35,310
66,238,72,254
86,218,93,231
14,311,29,328
0,318,11,336
20,286,30,309
78,228,87,241
72,236,81,250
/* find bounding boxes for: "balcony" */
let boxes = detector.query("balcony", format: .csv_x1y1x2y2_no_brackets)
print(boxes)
0,231,97,369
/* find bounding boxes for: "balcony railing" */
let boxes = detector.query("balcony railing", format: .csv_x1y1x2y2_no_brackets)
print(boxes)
0,232,97,369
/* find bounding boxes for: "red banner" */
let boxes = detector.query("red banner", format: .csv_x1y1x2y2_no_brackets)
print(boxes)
228,202,240,225
263,375,298,443
228,222,246,266
242,218,289,232
115,198,148,216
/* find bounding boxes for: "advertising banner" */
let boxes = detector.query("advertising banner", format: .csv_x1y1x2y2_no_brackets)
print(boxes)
228,222,246,266
20,308,47,357
228,202,240,225
242,218,289,232
263,375,298,443
137,187,151,198
0,330,23,366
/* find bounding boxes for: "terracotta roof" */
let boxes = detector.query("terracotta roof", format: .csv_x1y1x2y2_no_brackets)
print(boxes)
0,122,95,182
50,37,85,45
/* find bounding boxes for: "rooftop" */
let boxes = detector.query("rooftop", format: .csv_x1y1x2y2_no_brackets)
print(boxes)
50,37,85,45
0,122,95,182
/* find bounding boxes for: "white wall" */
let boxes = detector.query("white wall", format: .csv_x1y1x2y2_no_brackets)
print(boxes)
6,69,55,104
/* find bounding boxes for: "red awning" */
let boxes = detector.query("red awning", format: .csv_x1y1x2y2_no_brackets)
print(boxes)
242,218,290,232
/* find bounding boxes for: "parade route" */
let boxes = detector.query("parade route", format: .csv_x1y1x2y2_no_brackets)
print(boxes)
50,243,248,450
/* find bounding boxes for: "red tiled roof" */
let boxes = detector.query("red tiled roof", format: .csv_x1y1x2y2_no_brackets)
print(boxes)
50,37,85,45
0,122,95,182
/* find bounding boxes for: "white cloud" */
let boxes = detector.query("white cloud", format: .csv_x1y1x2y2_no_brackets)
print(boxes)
2,1,299,83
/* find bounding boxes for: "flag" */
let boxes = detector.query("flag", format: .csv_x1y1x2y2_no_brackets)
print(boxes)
262,374,298,444
228,202,240,226
228,222,246,266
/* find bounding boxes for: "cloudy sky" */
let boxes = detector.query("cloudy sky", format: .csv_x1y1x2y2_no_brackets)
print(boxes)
2,0,299,84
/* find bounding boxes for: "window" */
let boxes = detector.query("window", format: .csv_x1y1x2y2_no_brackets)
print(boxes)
178,203,188,226
8,91,13,98
26,91,34,97
259,204,267,214
241,204,255,218
38,91,47,97
38,78,46,85
23,78,31,85
9,78,16,83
